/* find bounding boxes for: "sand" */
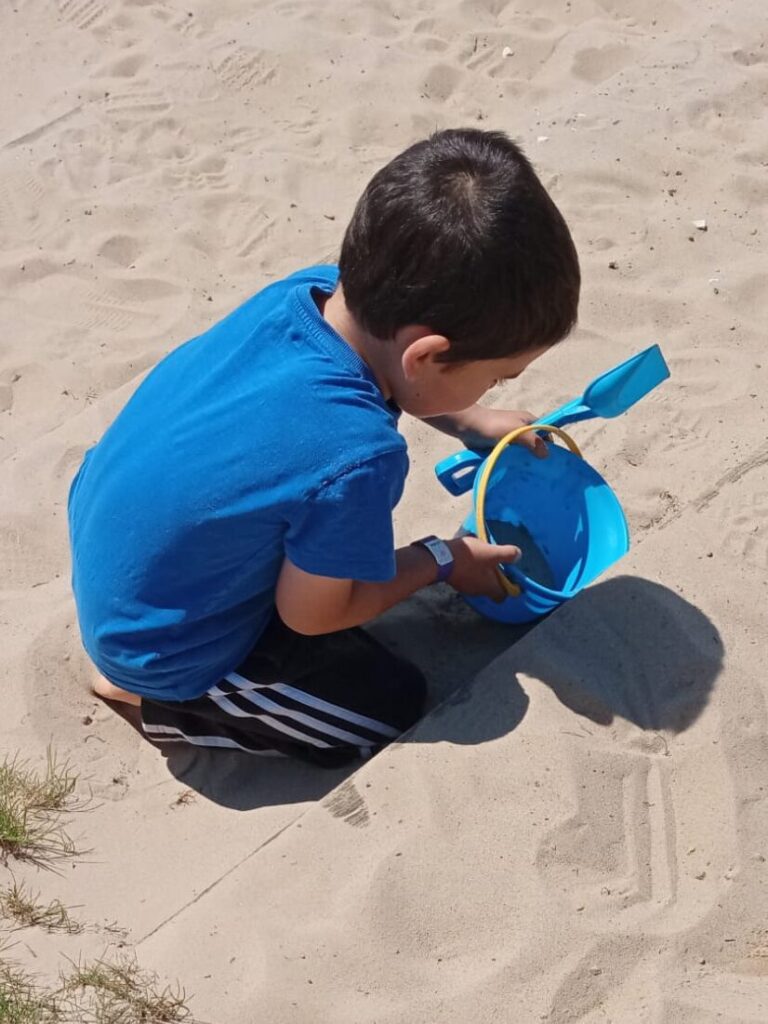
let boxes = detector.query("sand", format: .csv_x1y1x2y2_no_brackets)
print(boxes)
2,0,767,1020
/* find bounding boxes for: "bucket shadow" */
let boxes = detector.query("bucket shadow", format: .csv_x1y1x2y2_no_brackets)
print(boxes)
516,574,723,734
391,574,723,746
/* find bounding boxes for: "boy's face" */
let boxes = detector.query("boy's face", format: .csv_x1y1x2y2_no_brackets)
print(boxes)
394,336,548,418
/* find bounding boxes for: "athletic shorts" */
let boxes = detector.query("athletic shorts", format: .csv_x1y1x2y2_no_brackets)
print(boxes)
140,616,427,768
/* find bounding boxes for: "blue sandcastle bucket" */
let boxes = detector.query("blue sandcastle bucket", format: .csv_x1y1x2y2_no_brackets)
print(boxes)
435,424,630,624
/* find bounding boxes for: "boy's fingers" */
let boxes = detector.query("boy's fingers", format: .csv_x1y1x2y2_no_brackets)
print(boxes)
495,545,521,564
517,428,549,459
532,433,549,459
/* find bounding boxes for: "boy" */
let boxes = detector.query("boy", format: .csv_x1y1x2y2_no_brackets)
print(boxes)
68,128,580,766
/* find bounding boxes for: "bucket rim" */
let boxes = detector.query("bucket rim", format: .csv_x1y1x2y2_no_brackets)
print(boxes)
502,564,576,602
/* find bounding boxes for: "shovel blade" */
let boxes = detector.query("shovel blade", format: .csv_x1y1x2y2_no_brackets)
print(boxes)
585,344,670,418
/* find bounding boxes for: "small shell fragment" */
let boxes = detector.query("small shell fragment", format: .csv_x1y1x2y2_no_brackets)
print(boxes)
693,219,708,231
537,135,550,143
502,46,514,57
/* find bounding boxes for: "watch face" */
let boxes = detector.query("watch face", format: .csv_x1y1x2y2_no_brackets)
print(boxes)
428,540,452,566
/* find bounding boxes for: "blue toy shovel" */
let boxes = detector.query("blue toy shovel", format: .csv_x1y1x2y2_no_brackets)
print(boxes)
541,343,670,429
437,345,670,498
433,344,671,623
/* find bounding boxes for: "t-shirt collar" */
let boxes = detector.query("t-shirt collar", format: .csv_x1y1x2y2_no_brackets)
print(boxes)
293,277,381,388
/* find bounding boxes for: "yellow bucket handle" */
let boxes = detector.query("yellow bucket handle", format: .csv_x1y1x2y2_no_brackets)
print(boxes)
474,423,583,598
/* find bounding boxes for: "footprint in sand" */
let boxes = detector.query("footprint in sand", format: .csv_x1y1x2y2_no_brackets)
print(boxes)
717,470,768,573
323,780,370,828
0,162,52,245
96,234,143,268
572,43,636,84
420,64,462,103
211,45,279,92
57,0,107,32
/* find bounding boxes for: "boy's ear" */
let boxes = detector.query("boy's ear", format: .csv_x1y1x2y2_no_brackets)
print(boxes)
397,329,452,381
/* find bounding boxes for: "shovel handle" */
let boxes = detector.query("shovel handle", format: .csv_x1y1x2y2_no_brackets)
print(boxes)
538,400,593,429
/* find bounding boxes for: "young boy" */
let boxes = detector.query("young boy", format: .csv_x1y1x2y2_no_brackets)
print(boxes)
68,128,580,766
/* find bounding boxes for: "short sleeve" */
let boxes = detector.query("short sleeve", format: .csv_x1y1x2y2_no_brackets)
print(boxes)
284,450,407,582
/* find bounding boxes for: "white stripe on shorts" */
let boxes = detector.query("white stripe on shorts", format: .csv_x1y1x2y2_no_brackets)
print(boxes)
225,673,400,739
141,722,287,756
192,692,334,749
209,685,376,747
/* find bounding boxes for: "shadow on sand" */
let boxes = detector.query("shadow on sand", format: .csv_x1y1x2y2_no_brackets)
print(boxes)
151,575,722,808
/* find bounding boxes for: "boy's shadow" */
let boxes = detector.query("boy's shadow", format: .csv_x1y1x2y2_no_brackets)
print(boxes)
155,575,723,809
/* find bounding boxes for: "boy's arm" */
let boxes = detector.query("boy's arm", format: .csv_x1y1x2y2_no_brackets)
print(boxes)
276,536,522,636
422,405,548,457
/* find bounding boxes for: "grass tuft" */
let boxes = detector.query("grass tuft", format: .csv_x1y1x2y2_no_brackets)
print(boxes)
0,750,78,814
61,954,191,1023
0,952,195,1024
0,881,82,935
0,958,59,1024
0,751,80,867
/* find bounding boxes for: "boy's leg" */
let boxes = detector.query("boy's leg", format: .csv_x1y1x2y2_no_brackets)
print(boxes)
92,672,141,707
140,617,427,767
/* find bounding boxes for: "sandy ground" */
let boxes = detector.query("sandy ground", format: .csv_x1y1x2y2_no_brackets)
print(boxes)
2,0,767,1020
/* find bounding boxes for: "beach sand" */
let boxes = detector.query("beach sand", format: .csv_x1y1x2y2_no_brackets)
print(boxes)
2,0,767,1020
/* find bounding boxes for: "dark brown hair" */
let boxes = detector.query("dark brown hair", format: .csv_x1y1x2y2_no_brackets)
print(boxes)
338,128,580,362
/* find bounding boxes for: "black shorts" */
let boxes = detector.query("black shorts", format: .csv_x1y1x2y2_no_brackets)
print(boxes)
140,616,427,768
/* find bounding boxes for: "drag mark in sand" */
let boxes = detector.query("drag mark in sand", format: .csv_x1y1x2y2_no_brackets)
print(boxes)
535,747,678,920
135,813,304,947
3,106,83,151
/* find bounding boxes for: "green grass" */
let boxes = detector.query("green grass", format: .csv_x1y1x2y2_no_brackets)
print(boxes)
0,953,195,1024
0,752,79,867
0,882,82,935
0,959,58,1024
61,956,191,1022
0,753,197,1023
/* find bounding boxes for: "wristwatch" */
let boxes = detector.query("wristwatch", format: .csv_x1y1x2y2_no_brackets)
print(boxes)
413,535,454,582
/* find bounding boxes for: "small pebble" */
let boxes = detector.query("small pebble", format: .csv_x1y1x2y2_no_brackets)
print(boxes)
693,219,708,231
502,46,514,57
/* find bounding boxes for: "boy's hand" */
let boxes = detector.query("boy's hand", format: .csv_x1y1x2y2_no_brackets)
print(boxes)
276,534,522,635
446,535,521,601
423,406,548,457
460,407,548,457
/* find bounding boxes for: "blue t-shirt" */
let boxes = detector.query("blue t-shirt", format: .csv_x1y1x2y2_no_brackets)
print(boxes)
68,266,408,701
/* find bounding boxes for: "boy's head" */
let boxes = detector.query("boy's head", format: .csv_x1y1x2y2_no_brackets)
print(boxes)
337,129,580,415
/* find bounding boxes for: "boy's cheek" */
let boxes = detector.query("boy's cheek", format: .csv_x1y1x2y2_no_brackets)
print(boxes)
394,376,485,418
398,391,454,418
